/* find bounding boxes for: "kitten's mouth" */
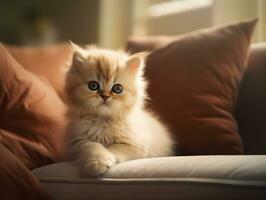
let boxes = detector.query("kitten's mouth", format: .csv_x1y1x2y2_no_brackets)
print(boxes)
100,101,110,106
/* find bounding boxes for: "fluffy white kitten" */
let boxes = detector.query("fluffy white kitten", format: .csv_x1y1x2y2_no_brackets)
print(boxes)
65,44,174,177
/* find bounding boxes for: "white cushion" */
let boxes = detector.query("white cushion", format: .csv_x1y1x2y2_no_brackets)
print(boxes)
33,156,266,200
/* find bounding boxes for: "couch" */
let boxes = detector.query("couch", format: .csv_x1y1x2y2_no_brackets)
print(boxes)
31,42,266,200
1,20,266,200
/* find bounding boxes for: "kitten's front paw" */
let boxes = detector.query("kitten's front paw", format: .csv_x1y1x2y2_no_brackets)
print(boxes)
83,151,116,177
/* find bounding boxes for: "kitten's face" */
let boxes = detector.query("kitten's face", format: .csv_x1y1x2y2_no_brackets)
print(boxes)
65,46,146,117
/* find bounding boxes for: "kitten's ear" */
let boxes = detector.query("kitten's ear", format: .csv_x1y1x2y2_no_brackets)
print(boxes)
69,41,86,68
72,51,85,67
126,52,150,71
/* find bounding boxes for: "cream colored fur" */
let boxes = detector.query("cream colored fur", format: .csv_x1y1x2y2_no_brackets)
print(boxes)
65,44,175,177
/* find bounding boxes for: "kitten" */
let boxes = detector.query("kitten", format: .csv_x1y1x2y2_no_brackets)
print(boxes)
65,43,175,177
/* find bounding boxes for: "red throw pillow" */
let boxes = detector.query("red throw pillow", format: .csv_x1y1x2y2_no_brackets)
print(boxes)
0,44,67,163
127,19,257,155
6,44,74,97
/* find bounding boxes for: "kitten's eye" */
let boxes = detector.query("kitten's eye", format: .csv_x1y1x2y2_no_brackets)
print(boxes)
88,81,100,91
111,84,123,94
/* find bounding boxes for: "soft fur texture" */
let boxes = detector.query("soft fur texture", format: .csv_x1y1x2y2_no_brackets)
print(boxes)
65,44,174,177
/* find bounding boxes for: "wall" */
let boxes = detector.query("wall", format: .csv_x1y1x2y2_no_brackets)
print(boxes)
213,0,266,42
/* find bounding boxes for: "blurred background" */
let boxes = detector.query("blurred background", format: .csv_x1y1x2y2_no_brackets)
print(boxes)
1,0,265,48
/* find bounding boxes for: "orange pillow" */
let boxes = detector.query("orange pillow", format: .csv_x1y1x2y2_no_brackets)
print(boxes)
5,44,73,97
0,44,66,162
127,20,257,155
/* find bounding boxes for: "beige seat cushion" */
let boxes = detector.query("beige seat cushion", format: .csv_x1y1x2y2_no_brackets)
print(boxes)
33,156,266,200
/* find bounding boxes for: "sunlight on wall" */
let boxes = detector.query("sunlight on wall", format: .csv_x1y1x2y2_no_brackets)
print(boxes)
98,0,266,48
145,0,212,36
148,0,212,17
213,0,266,42
98,0,132,49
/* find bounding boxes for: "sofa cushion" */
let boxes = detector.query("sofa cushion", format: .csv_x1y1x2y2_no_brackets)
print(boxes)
0,134,52,200
0,129,53,170
236,43,266,154
33,156,266,200
6,44,73,97
0,44,67,163
127,19,257,155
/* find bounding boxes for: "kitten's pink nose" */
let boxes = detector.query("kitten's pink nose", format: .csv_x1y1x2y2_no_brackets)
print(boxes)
100,94,110,101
